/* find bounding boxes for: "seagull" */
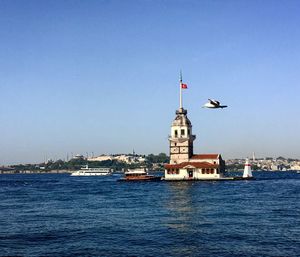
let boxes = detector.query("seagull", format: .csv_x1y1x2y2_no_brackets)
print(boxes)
203,99,228,109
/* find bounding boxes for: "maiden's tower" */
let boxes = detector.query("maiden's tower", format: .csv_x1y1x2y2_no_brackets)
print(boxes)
164,76,225,180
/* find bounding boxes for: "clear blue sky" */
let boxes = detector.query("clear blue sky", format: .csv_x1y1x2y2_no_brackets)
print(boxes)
1,0,300,165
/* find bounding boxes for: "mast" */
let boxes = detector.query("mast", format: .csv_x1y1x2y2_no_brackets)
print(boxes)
179,71,183,109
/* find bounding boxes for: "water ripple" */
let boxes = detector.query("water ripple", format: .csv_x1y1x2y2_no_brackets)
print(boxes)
0,172,299,256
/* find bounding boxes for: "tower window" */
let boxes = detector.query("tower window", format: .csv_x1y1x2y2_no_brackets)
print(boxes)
188,129,190,135
181,129,185,136
174,130,178,138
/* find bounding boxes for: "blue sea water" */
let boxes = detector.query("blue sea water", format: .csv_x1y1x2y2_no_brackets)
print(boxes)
0,172,299,257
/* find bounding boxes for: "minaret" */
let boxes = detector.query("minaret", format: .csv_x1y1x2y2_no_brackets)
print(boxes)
169,73,196,164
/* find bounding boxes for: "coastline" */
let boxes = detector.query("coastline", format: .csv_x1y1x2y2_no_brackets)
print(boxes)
0,169,73,174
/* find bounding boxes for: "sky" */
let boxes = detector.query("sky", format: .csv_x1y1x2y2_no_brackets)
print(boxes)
1,0,300,165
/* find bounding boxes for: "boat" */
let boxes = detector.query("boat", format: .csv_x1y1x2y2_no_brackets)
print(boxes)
71,165,112,176
118,168,161,181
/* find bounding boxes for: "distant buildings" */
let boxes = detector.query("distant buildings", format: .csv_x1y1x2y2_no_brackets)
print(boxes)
87,154,146,164
226,157,300,171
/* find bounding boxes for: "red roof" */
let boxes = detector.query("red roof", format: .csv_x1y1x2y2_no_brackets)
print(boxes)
165,161,219,169
190,154,220,160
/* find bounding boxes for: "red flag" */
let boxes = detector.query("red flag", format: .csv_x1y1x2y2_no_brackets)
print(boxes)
181,83,188,89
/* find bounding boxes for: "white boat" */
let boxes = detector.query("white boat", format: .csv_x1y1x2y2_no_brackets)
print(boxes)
71,165,112,176
126,168,148,174
119,168,161,181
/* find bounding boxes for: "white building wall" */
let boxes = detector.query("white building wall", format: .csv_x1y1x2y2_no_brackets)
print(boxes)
171,126,191,138
193,169,222,179
88,155,112,162
164,168,223,180
164,169,187,180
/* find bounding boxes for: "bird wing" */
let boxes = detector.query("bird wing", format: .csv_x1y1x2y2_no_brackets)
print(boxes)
208,99,218,106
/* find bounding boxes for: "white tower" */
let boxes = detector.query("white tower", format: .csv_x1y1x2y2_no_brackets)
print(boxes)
252,152,256,162
243,158,253,178
169,73,196,164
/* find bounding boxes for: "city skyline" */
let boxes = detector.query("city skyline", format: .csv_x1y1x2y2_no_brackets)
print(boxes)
1,0,300,165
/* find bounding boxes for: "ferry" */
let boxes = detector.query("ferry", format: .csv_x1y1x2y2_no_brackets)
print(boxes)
71,165,112,176
119,168,161,181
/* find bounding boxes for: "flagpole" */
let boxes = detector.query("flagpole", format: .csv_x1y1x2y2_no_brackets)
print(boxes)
179,71,182,109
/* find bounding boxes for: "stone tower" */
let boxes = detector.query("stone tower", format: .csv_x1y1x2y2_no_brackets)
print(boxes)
169,108,196,164
168,74,196,164
168,73,195,164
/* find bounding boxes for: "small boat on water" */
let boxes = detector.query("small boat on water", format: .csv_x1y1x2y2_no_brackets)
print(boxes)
118,168,161,181
71,165,112,176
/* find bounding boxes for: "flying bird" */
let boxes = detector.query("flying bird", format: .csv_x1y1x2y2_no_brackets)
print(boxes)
203,99,228,109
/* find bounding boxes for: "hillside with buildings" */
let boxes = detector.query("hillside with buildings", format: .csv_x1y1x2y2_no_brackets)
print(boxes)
226,157,300,171
0,153,169,174
1,153,300,174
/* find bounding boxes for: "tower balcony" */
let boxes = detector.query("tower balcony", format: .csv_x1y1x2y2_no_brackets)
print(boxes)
168,135,196,143
176,108,187,115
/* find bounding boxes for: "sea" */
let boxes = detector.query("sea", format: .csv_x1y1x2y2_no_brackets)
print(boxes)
0,172,299,257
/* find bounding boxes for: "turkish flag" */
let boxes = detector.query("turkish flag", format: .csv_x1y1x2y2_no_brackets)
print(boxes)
181,83,188,89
